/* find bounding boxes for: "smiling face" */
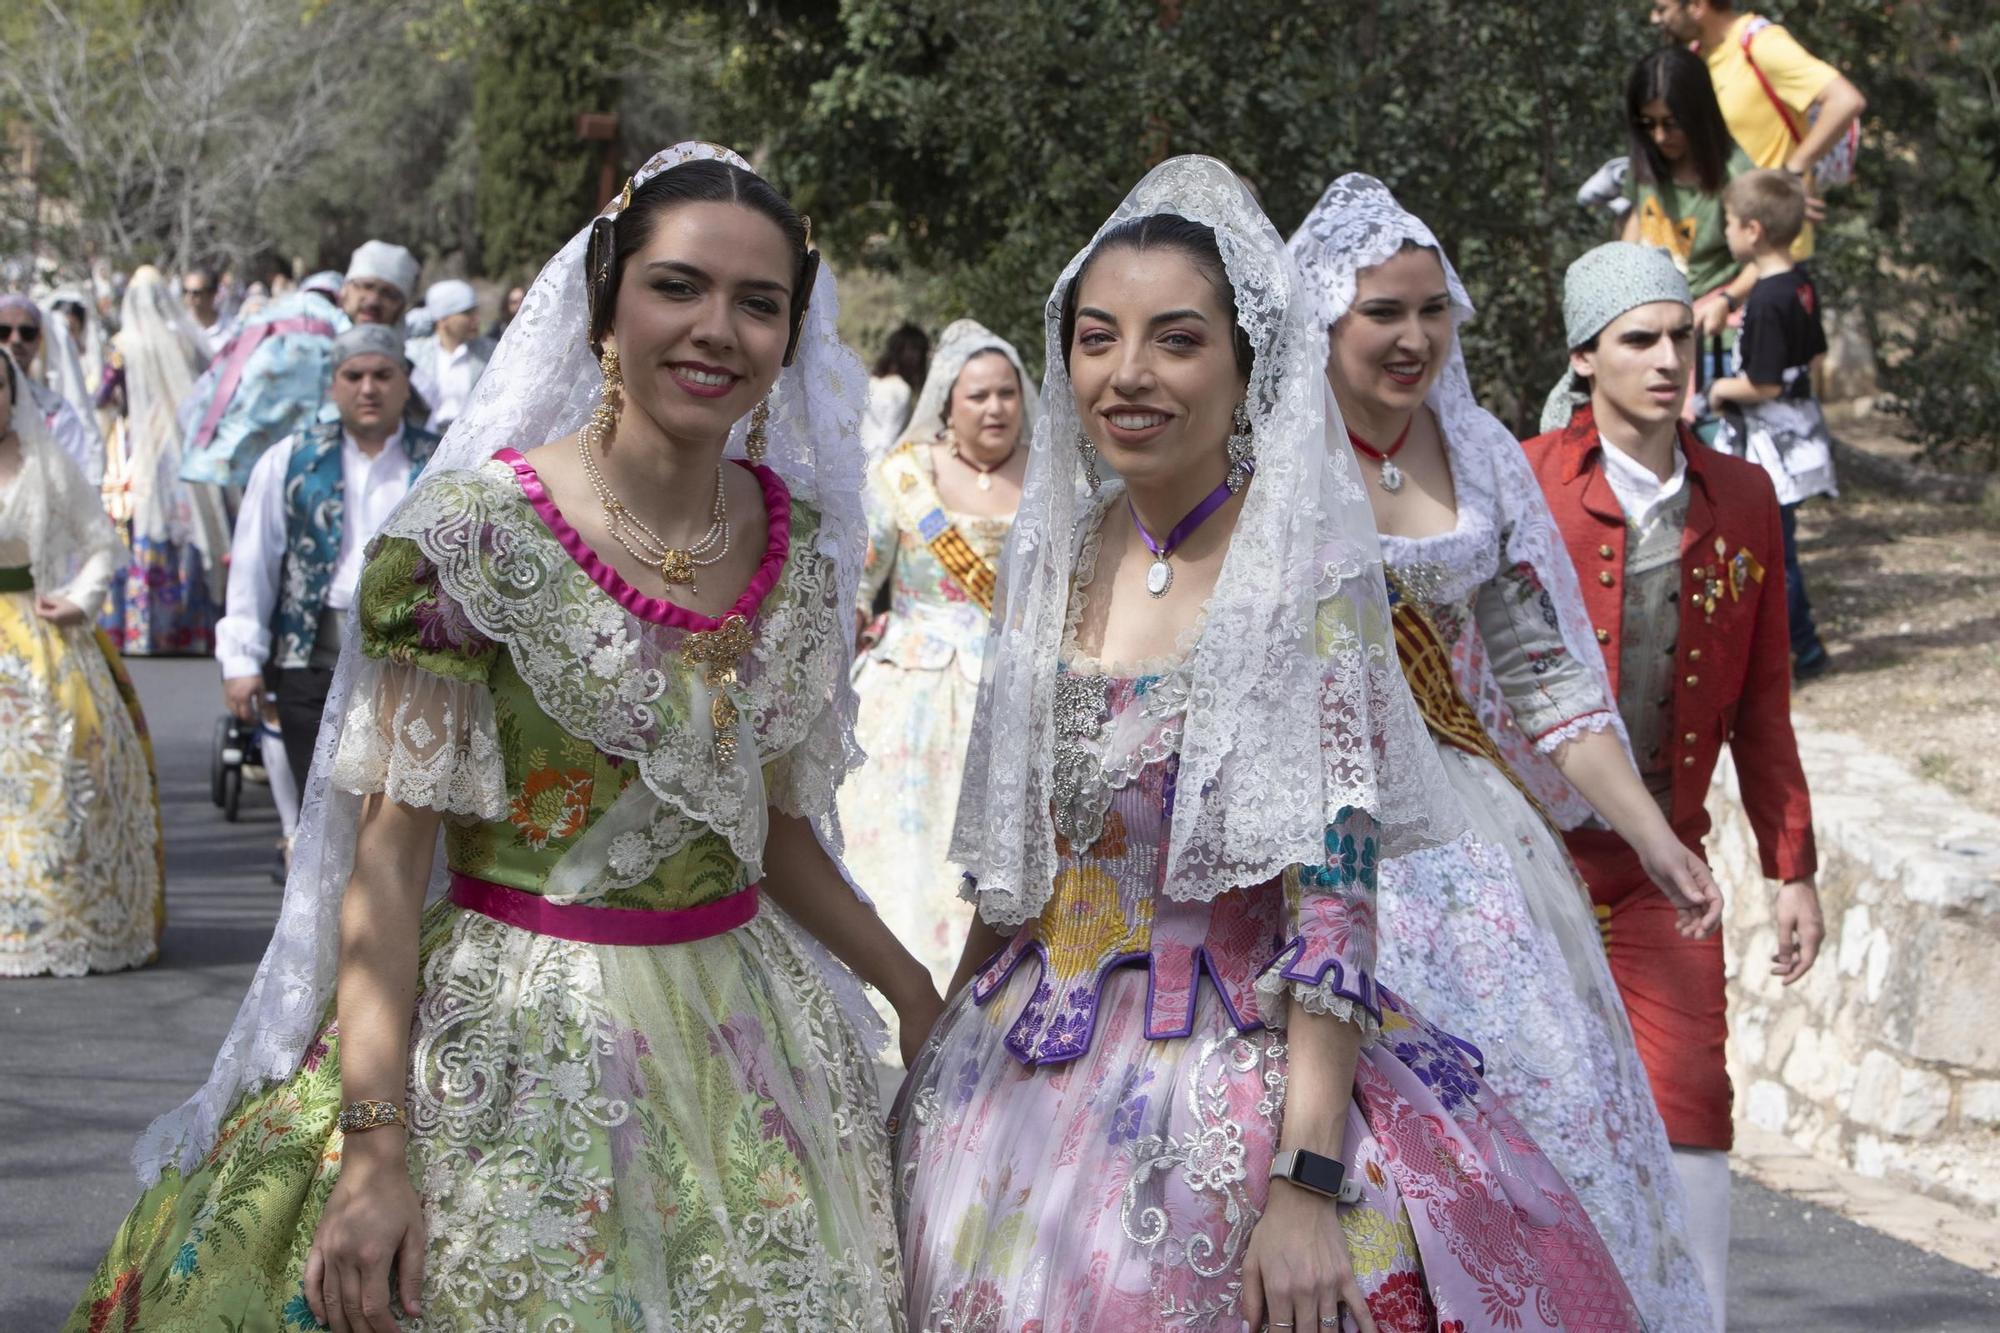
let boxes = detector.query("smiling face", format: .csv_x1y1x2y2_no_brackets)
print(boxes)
1573,301,1694,429
1068,246,1248,490
944,350,1024,456
1327,244,1453,419
609,200,794,449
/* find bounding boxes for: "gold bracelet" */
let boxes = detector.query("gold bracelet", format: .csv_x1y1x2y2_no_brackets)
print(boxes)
336,1100,408,1135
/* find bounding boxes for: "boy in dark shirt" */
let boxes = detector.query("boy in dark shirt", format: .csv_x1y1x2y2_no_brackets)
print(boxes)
1709,167,1835,677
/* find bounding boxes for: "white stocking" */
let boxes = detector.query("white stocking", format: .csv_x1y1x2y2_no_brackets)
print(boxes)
260,724,300,839
1672,1145,1731,1331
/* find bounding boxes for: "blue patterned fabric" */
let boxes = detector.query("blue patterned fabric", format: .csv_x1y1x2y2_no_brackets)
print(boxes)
178,293,348,489
272,422,437,668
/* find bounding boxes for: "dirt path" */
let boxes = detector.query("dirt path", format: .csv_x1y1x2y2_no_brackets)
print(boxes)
1791,420,1999,812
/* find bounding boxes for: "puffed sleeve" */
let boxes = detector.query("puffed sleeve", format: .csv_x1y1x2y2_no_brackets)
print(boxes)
761,504,858,824
1254,807,1384,1040
1473,556,1620,751
857,452,899,617
328,535,508,821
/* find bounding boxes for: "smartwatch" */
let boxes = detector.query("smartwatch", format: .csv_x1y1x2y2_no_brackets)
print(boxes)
1269,1148,1361,1203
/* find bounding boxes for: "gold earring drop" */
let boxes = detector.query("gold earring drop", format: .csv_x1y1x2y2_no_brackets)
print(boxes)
746,397,770,465
582,345,623,455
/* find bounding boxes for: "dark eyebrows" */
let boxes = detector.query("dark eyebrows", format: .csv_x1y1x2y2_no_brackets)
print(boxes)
1073,305,1210,326
644,259,790,296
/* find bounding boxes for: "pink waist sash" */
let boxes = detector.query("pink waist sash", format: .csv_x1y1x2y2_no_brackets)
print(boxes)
448,872,759,946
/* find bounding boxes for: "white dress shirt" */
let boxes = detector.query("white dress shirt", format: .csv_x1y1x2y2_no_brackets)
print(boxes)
430,339,481,433
216,427,414,679
1598,432,1688,528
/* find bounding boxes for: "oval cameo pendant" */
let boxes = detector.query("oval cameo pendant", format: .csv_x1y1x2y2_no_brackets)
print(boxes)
1146,558,1173,597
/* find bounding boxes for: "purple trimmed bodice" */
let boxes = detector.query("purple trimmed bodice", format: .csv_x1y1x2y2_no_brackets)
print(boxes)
972,674,1383,1067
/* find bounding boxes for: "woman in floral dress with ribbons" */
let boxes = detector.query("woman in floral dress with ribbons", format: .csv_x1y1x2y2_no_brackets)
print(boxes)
1288,174,1717,1332
894,155,1644,1333
842,318,1037,994
68,144,939,1332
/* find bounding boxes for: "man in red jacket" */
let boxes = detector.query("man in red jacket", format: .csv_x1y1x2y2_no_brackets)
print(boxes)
1525,241,1824,1331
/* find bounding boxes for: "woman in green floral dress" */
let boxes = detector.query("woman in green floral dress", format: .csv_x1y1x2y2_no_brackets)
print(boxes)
68,143,941,1333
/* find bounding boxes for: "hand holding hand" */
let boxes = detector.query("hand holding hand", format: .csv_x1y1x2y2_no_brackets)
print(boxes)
1638,833,1723,938
33,594,86,627
1240,1181,1376,1333
1772,877,1825,984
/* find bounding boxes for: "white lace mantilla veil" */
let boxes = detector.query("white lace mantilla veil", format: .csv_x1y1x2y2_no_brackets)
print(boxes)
37,292,106,462
1288,173,1629,828
134,141,879,1183
895,317,1041,454
3,381,124,601
949,155,1460,929
119,266,228,601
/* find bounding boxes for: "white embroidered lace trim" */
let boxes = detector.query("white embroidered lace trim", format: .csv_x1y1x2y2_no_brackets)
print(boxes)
380,461,852,870
329,659,507,821
1250,966,1377,1039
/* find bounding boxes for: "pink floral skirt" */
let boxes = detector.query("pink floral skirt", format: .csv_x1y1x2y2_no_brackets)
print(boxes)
894,964,1643,1332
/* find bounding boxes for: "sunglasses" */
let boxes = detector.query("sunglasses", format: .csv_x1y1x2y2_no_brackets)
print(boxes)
0,324,40,342
183,287,211,298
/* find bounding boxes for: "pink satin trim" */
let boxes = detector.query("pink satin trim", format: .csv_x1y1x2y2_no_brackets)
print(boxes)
495,447,792,631
191,315,338,450
449,872,759,945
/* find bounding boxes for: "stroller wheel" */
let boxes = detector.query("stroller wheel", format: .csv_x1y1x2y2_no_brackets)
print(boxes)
223,764,243,822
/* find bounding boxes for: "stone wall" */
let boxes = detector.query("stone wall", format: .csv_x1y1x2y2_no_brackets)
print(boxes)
1712,716,2000,1218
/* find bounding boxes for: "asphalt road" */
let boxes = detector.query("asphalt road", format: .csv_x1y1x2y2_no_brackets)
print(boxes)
3,657,1997,1329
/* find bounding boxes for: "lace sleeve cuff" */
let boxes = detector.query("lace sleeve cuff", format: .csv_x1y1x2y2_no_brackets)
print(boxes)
1253,939,1383,1040
1532,708,1622,754
330,658,507,820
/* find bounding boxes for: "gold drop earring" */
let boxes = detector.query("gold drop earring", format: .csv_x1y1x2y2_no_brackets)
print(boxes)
746,396,770,465
583,344,622,455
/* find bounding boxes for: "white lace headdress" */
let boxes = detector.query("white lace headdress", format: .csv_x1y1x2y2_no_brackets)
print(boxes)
949,155,1459,927
134,141,876,1182
1288,172,1627,826
897,317,1040,455
0,368,123,605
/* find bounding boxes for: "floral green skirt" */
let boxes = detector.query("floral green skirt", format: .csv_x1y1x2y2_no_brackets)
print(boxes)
68,900,904,1331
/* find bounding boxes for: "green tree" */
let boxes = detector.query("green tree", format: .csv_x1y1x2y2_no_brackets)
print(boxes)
470,0,639,277
661,0,1650,430
1787,0,2000,469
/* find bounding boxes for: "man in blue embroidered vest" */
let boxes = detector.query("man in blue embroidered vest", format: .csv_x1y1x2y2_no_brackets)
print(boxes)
216,324,438,792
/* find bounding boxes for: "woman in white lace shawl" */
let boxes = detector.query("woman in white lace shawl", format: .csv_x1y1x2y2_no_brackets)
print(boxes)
67,144,938,1332
102,265,227,655
1289,172,1716,1331
0,352,163,978
895,155,1647,1333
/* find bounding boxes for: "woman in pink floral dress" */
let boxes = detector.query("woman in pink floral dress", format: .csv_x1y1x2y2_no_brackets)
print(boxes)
892,156,1648,1333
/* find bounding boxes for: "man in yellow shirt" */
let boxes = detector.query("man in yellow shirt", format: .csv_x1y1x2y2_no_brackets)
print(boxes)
1649,0,1868,257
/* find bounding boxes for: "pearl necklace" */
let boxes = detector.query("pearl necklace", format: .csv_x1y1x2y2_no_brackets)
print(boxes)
577,439,729,592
